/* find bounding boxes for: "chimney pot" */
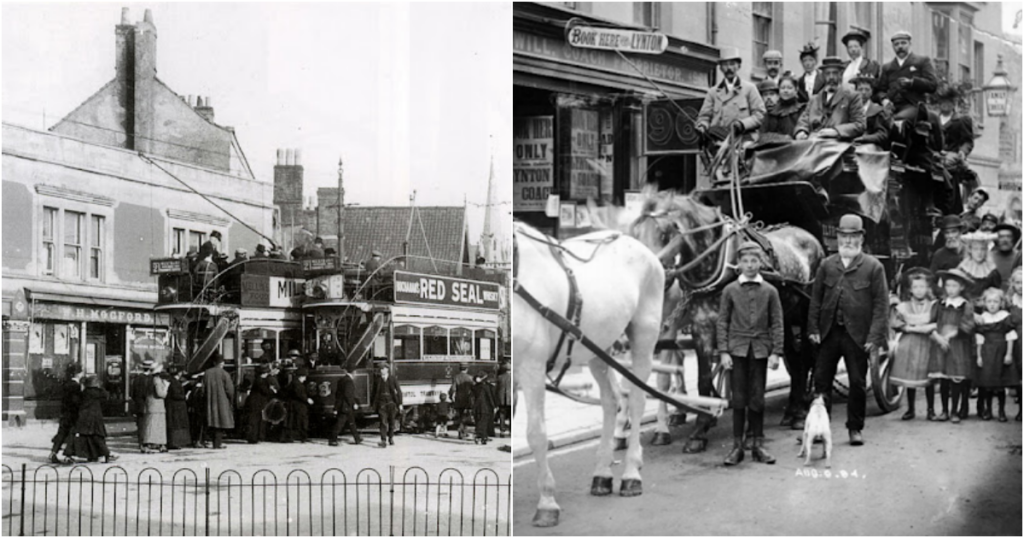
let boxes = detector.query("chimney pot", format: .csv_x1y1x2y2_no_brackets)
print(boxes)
286,149,294,166
204,96,212,107
277,149,284,166
121,7,130,24
143,9,153,24
295,149,303,166
196,96,204,107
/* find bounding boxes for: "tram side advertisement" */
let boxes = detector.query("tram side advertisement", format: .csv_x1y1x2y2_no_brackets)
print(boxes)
393,271,501,310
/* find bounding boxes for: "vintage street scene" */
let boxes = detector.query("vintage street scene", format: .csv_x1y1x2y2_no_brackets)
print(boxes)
2,3,511,536
513,2,1022,535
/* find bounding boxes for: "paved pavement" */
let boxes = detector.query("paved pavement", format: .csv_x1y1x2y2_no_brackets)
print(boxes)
513,388,1023,535
512,350,801,459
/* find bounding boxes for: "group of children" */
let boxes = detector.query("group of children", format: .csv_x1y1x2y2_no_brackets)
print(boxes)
891,265,1022,423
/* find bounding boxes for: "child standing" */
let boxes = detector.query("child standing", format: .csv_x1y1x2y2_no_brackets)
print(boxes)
435,393,451,437
973,288,1018,422
931,269,977,423
890,268,939,420
716,241,784,466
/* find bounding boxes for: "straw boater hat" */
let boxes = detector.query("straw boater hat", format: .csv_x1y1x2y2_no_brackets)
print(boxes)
937,268,975,287
961,231,998,244
819,56,845,71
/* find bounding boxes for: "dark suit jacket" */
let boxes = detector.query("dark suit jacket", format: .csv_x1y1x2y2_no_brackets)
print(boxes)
855,102,891,148
371,375,402,411
795,86,866,140
874,53,938,108
449,371,475,410
334,375,357,413
797,70,826,103
716,278,785,358
808,252,889,348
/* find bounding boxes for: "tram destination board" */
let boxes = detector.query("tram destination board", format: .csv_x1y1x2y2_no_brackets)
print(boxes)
393,270,500,310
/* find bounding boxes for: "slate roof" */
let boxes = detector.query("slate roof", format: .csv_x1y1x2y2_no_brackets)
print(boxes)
332,206,468,275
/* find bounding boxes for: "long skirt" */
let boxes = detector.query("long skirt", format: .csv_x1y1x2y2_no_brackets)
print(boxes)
69,434,109,461
890,333,934,388
141,413,168,446
166,400,192,447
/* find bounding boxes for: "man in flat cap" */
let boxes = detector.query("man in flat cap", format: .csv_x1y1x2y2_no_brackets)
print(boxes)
875,30,938,124
808,214,889,447
760,49,783,86
696,46,766,145
795,56,866,142
796,42,825,104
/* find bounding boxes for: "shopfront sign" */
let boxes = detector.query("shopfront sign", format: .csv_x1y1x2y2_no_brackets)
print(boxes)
514,30,711,89
150,257,188,275
32,303,169,326
565,23,668,55
514,116,554,212
241,275,306,308
986,88,1008,117
393,271,500,311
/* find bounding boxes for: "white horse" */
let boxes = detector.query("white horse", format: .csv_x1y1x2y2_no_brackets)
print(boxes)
513,221,665,527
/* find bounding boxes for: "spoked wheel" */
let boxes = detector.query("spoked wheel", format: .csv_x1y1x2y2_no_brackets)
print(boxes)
869,346,903,414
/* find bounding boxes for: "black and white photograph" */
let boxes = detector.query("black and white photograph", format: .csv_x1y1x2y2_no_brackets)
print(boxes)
512,2,1021,535
1,3,511,535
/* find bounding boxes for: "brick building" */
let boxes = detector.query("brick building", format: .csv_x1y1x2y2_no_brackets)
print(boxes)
2,8,273,422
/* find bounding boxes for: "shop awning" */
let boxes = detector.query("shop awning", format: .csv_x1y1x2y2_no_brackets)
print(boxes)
27,290,158,312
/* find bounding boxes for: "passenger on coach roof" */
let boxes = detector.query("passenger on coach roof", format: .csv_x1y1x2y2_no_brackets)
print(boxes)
759,49,783,87
851,75,891,149
759,76,804,139
841,28,880,86
695,46,765,145
795,42,824,104
794,56,865,142
875,30,938,125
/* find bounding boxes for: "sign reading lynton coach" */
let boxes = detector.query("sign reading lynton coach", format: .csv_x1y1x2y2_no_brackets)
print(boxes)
514,116,554,212
565,22,668,55
393,271,500,310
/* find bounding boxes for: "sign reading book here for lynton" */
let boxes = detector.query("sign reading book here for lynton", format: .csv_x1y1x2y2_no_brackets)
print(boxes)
393,271,500,310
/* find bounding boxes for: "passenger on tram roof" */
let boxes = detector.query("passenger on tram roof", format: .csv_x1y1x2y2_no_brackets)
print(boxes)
231,248,249,265
365,250,383,276
253,244,268,258
308,237,325,258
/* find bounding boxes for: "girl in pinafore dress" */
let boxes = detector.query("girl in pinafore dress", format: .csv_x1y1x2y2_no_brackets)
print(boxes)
890,268,939,420
974,288,1019,422
930,268,977,423
1007,268,1023,422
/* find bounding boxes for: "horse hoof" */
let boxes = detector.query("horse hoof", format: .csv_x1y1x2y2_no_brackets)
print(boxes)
682,438,708,454
532,508,560,528
590,476,614,496
619,478,643,497
613,437,628,451
650,432,672,446
668,413,688,427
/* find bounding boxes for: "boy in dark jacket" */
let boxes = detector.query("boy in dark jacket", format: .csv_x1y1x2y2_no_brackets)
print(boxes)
717,241,784,467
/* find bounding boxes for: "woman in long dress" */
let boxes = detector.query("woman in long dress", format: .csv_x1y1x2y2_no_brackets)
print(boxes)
141,363,170,453
67,376,118,463
165,365,192,449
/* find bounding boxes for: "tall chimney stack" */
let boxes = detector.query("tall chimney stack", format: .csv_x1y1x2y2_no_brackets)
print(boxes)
133,8,157,152
115,7,136,148
195,95,215,122
273,148,305,242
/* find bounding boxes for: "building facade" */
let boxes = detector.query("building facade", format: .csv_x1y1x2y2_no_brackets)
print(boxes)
1,8,274,422
514,2,1022,235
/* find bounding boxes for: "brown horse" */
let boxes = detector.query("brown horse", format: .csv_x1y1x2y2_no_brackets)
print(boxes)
631,191,825,452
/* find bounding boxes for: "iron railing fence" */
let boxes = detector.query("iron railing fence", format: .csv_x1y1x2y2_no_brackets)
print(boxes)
2,464,510,536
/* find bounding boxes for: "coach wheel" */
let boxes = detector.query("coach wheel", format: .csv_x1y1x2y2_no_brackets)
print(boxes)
870,347,903,414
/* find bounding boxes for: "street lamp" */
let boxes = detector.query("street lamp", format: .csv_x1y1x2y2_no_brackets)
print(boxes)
983,55,1016,117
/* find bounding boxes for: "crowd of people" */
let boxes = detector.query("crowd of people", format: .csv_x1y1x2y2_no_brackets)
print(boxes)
46,350,513,464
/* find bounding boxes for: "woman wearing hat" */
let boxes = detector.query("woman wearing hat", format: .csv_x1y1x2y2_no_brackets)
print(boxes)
841,29,880,86
164,364,192,450
850,74,891,148
140,362,170,453
759,75,805,138
931,268,977,422
244,364,276,444
796,42,824,104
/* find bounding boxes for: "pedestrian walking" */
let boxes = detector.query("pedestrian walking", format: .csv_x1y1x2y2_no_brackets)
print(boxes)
245,364,276,444
473,374,496,445
371,364,402,448
48,362,84,464
204,354,236,449
165,364,191,449
808,214,889,446
141,363,170,453
131,360,154,451
66,376,118,464
930,268,977,423
890,268,940,420
329,368,362,446
284,367,312,443
496,361,512,437
449,363,475,440
974,288,1018,422
717,241,783,466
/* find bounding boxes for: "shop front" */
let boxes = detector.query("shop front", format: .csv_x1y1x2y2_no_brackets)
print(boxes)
10,289,170,420
513,2,719,238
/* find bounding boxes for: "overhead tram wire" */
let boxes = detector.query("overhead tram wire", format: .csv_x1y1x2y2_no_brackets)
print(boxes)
137,152,279,250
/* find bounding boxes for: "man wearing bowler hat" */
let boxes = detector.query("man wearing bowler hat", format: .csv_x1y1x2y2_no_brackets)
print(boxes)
795,56,866,142
875,30,938,124
931,215,967,273
808,214,889,446
696,46,766,145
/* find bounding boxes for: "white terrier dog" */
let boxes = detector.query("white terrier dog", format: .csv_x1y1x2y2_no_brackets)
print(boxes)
797,394,832,468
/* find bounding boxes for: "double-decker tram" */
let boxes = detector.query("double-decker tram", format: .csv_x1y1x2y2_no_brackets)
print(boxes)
302,257,506,427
